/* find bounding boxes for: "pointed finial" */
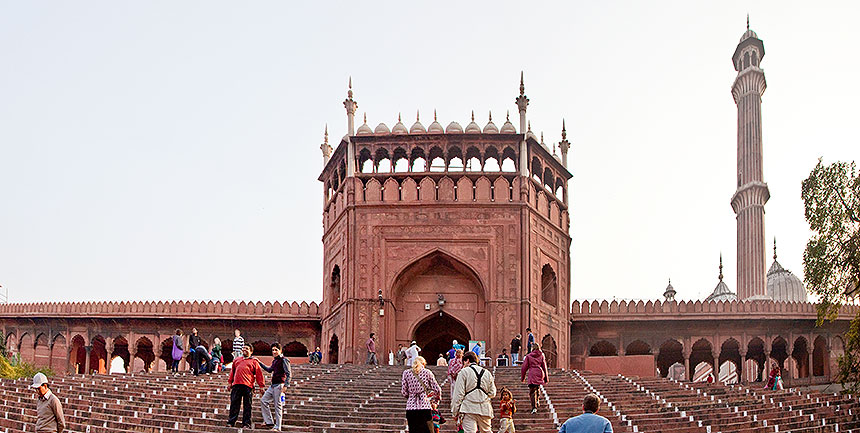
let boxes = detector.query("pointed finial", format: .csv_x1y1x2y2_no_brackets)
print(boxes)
434,109,437,121
416,110,420,121
519,71,525,96
773,237,777,260
347,76,353,99
363,113,367,124
324,124,329,144
719,253,724,282
540,132,544,144
746,14,750,31
552,142,557,155
527,121,532,132
471,110,475,122
506,110,510,121
398,112,402,122
561,119,567,140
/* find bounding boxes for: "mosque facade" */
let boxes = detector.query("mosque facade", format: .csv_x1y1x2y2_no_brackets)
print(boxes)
0,23,849,386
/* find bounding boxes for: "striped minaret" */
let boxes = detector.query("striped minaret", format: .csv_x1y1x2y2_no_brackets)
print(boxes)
730,19,771,300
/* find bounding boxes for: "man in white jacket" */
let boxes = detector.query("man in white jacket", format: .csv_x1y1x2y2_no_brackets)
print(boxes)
451,351,497,433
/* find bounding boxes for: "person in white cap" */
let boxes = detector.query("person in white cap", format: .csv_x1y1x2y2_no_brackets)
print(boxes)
405,341,421,369
31,372,65,433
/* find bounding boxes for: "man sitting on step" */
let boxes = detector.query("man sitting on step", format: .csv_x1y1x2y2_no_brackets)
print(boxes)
451,351,497,433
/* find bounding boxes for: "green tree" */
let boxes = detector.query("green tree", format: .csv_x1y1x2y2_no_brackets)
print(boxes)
802,158,860,392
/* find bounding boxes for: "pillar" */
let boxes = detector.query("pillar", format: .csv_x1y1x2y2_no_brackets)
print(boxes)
84,346,92,374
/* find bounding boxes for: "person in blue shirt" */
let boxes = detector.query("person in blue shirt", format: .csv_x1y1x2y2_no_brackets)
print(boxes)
526,328,535,353
558,394,612,433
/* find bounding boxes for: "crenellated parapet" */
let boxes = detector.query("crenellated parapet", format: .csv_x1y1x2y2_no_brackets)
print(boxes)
571,299,858,321
0,300,321,320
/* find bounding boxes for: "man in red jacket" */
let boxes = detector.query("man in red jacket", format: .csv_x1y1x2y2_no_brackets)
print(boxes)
227,345,265,428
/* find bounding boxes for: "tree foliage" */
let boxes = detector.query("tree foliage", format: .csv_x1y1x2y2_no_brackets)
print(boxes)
802,158,860,392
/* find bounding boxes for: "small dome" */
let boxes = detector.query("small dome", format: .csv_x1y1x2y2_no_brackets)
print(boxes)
483,112,499,133
374,123,390,134
410,120,426,134
428,111,443,133
705,280,738,302
465,111,481,133
500,112,516,134
446,121,463,134
356,114,373,135
391,114,408,135
663,280,676,301
740,29,758,42
767,259,808,302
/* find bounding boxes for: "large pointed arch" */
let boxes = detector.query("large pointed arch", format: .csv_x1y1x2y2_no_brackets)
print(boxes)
390,249,487,300
410,312,471,362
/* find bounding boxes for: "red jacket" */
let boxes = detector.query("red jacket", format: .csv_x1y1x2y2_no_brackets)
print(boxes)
229,357,265,389
520,350,548,385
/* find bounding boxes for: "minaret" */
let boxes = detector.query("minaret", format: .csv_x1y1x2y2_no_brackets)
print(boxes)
516,72,529,177
343,77,357,176
320,124,332,166
730,19,771,300
558,120,570,168
663,279,676,302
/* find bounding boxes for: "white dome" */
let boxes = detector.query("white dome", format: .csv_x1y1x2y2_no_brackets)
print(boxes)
465,111,481,133
705,280,738,302
391,114,408,135
428,120,444,133
767,260,808,302
740,29,758,42
483,112,499,133
410,120,426,134
374,123,390,134
356,116,373,135
446,121,463,134
500,113,516,134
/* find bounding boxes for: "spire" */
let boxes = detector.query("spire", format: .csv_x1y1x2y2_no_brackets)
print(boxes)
343,77,358,136
506,111,510,121
719,254,724,282
363,113,367,124
527,121,532,132
519,71,525,96
773,237,777,260
561,119,567,140
746,14,750,31
540,132,544,145
488,111,492,122
471,110,475,121
552,142,557,156
416,110,420,121
320,124,333,164
434,109,437,121
348,76,353,99
324,124,328,145
559,119,570,169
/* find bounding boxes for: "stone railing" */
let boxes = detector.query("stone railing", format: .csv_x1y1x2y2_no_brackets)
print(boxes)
571,299,859,321
0,300,320,320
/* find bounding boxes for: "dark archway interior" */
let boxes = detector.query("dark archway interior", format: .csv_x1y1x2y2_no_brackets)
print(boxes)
589,340,617,357
251,340,270,357
328,334,339,364
720,339,742,372
542,334,558,368
135,338,155,371
657,340,683,378
90,336,107,374
70,335,86,374
626,340,651,356
413,313,470,362
689,339,713,381
112,337,130,372
283,341,308,357
771,337,788,370
746,338,766,381
813,336,827,377
159,338,174,368
792,337,810,378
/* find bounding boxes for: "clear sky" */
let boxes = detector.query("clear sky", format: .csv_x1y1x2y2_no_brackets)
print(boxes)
0,2,857,304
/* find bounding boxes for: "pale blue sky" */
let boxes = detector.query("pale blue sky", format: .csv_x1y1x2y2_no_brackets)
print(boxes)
0,2,857,303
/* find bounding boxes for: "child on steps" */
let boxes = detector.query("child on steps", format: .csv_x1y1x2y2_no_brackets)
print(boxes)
498,387,517,433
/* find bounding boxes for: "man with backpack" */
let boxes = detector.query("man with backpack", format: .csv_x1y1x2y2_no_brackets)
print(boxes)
451,351,497,433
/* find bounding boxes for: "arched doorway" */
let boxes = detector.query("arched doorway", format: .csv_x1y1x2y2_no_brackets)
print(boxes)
328,334,339,364
413,313,470,362
657,339,683,378
90,336,107,374
392,251,487,353
813,336,827,377
134,337,155,373
282,341,308,358
541,335,558,368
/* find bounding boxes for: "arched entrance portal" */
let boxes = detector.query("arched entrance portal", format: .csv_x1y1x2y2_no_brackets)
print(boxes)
392,251,487,353
413,313,470,362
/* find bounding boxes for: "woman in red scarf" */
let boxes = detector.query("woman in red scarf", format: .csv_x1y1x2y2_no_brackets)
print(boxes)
765,363,779,389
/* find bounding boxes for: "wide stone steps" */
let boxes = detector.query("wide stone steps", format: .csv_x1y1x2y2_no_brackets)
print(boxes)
1,365,859,432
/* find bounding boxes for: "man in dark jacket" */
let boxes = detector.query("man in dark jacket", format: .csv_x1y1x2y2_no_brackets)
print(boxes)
259,342,292,431
510,334,522,365
189,328,201,375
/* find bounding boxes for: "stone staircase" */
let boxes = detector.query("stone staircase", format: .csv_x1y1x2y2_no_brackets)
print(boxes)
0,365,858,432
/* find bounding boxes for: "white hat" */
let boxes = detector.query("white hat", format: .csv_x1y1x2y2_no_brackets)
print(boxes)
452,340,458,345
31,372,48,389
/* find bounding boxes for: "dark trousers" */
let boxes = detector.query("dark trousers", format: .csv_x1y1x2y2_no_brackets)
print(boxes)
406,409,433,433
529,384,540,410
228,384,253,426
171,359,179,372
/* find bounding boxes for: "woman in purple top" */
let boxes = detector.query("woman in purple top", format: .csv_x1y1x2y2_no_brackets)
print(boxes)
401,356,441,433
520,343,549,413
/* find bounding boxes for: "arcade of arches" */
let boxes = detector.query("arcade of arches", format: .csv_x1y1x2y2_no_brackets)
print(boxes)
2,318,319,374
573,318,845,387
